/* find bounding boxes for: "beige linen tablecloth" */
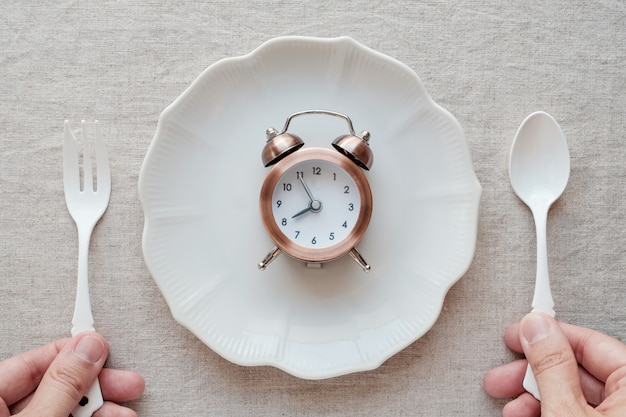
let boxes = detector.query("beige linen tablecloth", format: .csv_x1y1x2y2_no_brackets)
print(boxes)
1,1,625,415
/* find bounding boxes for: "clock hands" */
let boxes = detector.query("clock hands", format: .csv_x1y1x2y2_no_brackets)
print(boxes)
292,199,322,218
292,174,322,218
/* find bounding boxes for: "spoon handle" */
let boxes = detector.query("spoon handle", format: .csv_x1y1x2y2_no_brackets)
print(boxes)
531,203,555,316
523,203,556,400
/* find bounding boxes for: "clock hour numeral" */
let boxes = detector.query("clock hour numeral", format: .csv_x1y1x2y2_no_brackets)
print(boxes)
348,203,354,211
312,166,321,175
311,236,317,245
344,185,350,194
296,171,304,179
295,231,300,238
283,183,292,191
329,232,335,241
342,221,348,228
276,200,282,208
281,218,287,226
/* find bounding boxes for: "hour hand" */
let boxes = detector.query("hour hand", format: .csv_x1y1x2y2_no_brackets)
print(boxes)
292,206,312,218
292,199,322,218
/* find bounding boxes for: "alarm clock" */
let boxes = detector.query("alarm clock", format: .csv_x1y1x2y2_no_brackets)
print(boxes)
258,110,374,271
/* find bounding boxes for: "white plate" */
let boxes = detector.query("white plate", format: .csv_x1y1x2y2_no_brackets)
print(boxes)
139,36,481,379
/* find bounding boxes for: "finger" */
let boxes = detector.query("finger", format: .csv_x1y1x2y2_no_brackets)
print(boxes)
504,322,523,353
506,320,626,373
578,365,605,406
483,359,528,398
99,368,145,402
23,332,108,417
0,339,69,405
93,401,138,417
597,365,626,412
8,370,145,415
502,392,541,417
484,359,606,404
519,312,587,411
6,391,32,415
509,320,626,384
484,362,605,407
0,397,9,417
597,380,626,415
558,322,626,383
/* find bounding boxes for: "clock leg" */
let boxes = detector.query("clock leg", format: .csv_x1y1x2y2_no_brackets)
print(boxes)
349,248,371,272
258,246,281,270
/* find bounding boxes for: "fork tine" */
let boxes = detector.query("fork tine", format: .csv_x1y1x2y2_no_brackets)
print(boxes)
63,120,81,192
81,120,94,192
93,120,111,195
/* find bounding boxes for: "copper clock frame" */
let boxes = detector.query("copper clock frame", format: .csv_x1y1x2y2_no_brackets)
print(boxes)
259,148,373,264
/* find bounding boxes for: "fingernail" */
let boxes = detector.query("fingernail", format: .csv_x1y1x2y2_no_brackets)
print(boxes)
521,313,551,345
74,334,105,364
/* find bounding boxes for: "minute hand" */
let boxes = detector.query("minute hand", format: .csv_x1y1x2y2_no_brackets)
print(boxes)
298,174,316,202
292,175,322,218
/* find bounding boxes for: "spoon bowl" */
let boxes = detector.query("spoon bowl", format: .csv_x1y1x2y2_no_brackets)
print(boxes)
509,111,570,400
510,112,570,209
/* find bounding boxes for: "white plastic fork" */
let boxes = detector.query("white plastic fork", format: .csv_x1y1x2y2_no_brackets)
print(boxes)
63,120,110,417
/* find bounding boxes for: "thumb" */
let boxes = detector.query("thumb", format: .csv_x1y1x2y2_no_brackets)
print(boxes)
23,332,108,417
519,312,587,412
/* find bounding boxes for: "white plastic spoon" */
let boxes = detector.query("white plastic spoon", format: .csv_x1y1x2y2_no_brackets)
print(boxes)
509,111,570,400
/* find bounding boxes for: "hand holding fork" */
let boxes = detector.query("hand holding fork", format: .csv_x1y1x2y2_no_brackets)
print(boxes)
63,120,111,417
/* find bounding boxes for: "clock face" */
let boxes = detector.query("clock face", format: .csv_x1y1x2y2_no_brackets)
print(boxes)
272,159,359,249
260,148,372,264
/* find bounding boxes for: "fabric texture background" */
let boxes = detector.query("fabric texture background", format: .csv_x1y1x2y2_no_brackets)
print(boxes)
1,1,625,415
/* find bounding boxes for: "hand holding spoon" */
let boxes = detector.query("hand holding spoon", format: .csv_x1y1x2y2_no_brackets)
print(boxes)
509,111,570,400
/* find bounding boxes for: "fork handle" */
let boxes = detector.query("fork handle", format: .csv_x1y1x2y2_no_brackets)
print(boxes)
71,378,104,417
72,225,96,335
71,225,103,416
